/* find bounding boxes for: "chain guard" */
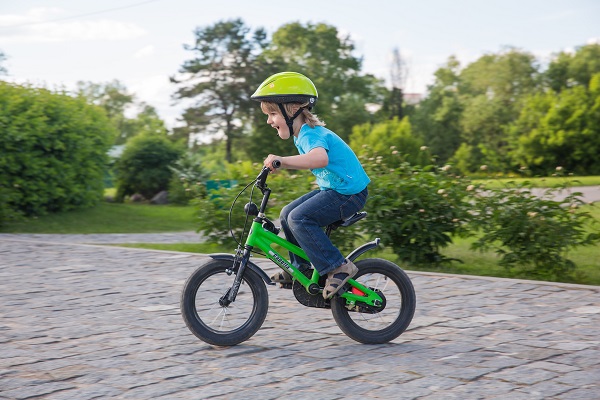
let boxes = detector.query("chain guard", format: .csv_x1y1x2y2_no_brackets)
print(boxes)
291,269,386,313
292,269,331,309
346,288,386,314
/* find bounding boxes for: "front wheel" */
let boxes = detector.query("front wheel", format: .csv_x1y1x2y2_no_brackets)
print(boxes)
331,258,416,344
181,259,268,346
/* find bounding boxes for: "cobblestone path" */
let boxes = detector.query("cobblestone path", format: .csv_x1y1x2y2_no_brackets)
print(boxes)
1,237,599,399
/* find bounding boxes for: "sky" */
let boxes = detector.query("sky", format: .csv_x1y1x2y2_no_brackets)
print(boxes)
1,0,599,128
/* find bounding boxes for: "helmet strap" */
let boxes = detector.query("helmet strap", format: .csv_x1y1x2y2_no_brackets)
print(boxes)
277,103,305,138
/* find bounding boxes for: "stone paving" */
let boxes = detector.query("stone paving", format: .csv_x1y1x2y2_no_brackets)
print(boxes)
1,234,599,399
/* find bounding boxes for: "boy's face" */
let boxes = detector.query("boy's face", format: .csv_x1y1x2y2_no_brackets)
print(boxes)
265,109,291,140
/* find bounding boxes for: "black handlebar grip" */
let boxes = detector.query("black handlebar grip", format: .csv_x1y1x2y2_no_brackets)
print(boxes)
272,160,281,169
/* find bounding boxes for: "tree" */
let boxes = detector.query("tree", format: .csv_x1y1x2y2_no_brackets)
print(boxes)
545,44,600,91
76,80,135,144
458,48,540,170
378,47,408,120
128,104,169,138
411,56,463,164
0,51,7,76
508,73,600,175
77,81,169,145
423,48,540,173
350,117,425,168
244,22,384,161
172,19,268,162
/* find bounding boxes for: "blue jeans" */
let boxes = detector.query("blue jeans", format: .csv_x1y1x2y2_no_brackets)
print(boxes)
279,187,368,276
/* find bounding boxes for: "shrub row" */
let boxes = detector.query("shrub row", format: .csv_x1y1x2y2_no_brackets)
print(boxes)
194,152,599,281
0,83,115,223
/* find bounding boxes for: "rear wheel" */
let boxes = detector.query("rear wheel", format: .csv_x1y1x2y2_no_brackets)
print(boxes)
331,258,416,344
181,259,268,346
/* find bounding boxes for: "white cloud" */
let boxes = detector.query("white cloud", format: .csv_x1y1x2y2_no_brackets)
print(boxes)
133,45,155,59
128,75,185,128
0,7,146,43
0,7,61,26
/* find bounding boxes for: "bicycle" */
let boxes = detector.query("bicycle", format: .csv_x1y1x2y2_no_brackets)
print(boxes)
181,162,416,346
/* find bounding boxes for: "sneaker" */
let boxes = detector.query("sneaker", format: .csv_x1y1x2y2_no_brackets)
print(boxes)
322,260,358,299
270,270,293,284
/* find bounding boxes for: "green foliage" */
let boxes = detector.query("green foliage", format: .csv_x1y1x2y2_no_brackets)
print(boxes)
360,148,475,266
259,21,381,140
0,82,115,221
349,117,426,167
457,49,539,171
194,162,310,245
449,143,483,175
410,57,463,164
193,161,362,253
0,185,21,226
409,44,600,176
509,73,600,175
545,43,600,91
172,18,267,161
243,21,385,161
77,80,168,145
168,151,208,205
0,50,7,75
470,181,599,280
115,135,182,201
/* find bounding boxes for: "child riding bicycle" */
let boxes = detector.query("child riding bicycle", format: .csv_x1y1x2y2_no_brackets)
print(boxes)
251,72,370,299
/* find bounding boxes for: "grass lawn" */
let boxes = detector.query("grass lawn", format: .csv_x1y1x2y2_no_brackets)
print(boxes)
473,175,600,188
0,202,198,233
407,236,600,286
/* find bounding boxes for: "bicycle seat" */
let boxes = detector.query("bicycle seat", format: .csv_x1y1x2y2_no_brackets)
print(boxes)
327,212,367,231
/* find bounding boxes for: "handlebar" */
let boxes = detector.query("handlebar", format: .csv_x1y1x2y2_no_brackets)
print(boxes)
256,160,281,189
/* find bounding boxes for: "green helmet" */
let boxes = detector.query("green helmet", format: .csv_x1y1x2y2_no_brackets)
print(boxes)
251,72,318,137
251,72,318,108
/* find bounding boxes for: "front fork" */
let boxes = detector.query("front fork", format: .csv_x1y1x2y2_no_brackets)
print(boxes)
220,246,252,306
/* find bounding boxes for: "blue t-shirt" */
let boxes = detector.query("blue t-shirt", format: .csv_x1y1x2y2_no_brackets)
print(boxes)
294,125,370,195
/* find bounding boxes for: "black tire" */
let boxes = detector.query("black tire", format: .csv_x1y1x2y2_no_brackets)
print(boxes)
331,258,416,344
181,259,268,346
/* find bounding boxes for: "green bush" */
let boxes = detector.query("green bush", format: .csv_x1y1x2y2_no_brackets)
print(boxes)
114,135,182,201
0,185,21,226
192,147,599,281
192,162,362,254
194,162,312,245
470,181,599,280
350,117,427,168
167,152,208,205
0,82,115,221
361,148,475,265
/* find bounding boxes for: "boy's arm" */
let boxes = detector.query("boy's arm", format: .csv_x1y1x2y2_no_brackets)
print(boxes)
264,147,328,170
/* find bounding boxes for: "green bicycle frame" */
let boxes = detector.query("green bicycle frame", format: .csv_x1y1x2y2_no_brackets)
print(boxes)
245,219,383,307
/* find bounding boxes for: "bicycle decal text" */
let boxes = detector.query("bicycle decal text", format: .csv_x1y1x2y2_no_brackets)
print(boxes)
268,250,294,273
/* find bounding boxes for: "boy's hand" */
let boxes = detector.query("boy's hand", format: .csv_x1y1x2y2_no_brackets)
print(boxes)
264,154,282,171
